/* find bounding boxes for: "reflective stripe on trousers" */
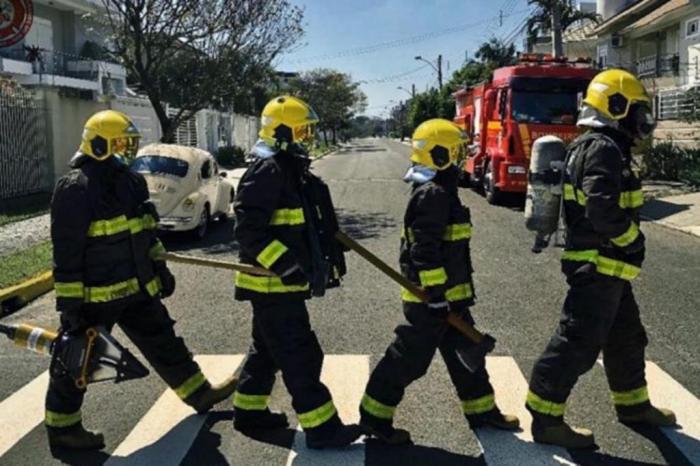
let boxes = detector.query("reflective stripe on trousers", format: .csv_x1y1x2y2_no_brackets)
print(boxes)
234,272,309,294
562,250,641,281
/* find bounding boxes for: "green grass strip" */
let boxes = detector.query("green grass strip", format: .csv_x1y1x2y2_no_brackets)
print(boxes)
0,241,53,290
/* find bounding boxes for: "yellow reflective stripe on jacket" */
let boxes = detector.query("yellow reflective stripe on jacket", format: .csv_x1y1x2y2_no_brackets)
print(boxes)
87,214,157,237
611,222,640,248
269,208,305,226
45,410,82,428
561,250,641,281
361,394,396,420
418,267,447,287
256,240,288,268
619,190,644,209
235,272,309,294
443,223,472,241
174,372,207,400
83,277,161,303
233,391,270,410
563,183,587,206
445,283,473,302
54,281,84,299
461,394,495,415
297,400,337,429
611,386,649,406
526,390,565,417
149,240,167,260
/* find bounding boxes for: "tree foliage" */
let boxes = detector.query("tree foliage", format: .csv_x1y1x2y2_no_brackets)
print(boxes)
526,0,599,54
475,38,517,68
98,0,304,142
288,69,367,145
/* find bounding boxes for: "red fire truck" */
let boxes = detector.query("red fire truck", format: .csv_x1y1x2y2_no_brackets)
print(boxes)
453,54,597,204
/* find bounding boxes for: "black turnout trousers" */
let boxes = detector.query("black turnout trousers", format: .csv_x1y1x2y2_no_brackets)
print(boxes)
361,303,495,425
45,297,204,428
528,270,650,419
234,299,340,435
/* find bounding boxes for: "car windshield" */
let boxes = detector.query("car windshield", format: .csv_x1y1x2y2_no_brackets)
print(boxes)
131,156,189,178
511,91,579,125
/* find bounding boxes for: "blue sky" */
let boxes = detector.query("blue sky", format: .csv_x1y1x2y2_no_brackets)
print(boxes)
276,0,532,117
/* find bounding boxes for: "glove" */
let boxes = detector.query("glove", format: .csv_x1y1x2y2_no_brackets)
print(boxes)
60,308,87,334
156,263,176,298
280,264,308,286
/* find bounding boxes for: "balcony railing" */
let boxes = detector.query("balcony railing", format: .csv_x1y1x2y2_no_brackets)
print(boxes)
636,53,680,78
0,47,117,81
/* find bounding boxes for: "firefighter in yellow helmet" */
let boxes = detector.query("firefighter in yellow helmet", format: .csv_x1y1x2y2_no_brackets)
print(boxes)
359,119,519,444
231,96,361,448
46,110,237,450
526,69,676,449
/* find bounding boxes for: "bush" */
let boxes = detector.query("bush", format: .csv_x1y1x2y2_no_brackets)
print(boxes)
642,141,700,186
214,145,246,168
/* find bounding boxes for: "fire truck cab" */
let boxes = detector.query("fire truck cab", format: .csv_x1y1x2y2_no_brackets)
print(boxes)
453,55,597,204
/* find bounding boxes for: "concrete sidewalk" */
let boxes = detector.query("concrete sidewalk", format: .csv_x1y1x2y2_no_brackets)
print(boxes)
642,191,700,238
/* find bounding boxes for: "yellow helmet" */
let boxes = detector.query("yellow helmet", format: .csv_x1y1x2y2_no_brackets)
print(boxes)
410,119,468,170
259,95,320,148
79,110,141,161
583,69,651,121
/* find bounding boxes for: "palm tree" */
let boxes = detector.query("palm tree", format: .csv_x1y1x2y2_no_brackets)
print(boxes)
475,38,517,68
526,0,600,57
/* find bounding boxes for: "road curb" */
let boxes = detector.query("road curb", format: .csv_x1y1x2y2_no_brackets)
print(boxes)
312,146,340,162
641,215,700,239
0,270,53,316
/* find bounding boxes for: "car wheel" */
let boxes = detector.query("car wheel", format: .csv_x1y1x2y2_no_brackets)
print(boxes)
483,161,503,205
193,206,209,240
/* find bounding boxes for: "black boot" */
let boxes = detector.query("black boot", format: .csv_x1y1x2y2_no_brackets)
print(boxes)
233,409,289,431
305,422,364,449
467,408,520,431
360,416,411,445
47,424,105,450
186,375,238,414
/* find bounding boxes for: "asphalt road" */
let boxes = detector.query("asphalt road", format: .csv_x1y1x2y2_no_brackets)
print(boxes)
0,138,698,466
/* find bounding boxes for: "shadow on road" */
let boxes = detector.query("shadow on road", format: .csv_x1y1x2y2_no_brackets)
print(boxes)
336,208,398,241
641,199,691,221
366,440,487,466
159,218,238,256
49,446,110,466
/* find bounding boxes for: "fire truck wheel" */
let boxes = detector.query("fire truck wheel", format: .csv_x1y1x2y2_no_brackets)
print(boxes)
483,161,503,205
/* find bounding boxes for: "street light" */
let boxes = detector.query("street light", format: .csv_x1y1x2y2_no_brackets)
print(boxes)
397,85,415,98
414,55,443,89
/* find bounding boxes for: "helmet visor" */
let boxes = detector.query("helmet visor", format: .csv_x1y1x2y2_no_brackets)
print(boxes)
293,124,315,143
113,136,141,162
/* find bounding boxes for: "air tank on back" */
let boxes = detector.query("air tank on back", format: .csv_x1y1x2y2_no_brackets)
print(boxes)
524,135,567,253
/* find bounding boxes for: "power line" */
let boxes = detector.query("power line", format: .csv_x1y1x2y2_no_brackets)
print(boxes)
286,8,530,65
360,64,431,84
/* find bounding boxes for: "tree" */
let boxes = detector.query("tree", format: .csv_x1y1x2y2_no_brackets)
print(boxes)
289,69,367,145
406,88,454,132
526,0,599,57
475,38,517,68
98,0,304,142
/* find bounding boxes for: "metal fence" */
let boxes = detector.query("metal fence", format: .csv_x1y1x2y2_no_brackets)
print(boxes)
0,79,50,200
657,86,700,121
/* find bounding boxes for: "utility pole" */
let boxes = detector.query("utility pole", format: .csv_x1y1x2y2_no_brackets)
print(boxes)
412,83,416,99
551,1,564,58
437,54,443,89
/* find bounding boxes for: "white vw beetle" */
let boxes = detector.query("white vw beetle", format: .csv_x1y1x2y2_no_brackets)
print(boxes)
132,144,235,239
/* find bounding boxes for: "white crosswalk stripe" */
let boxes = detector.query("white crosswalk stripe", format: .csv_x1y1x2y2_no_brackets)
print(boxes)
0,371,48,456
477,357,575,465
285,355,369,466
106,355,244,466
0,355,698,464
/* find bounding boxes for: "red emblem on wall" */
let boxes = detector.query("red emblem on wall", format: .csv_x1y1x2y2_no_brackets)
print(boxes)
0,0,33,48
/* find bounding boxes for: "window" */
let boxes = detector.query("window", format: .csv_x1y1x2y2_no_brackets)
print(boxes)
511,91,579,125
686,18,700,39
201,160,212,179
597,45,608,68
131,156,189,178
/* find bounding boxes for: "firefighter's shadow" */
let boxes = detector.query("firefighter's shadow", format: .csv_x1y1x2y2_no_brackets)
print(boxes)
336,208,397,240
365,439,488,466
159,217,239,256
